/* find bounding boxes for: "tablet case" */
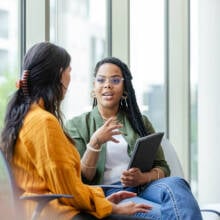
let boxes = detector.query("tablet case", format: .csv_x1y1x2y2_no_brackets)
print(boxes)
127,132,164,172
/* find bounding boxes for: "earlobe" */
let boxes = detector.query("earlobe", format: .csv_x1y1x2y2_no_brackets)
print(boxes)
90,90,96,98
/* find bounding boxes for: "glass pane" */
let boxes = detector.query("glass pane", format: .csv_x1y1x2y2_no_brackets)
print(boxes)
190,0,220,204
50,0,107,120
0,0,20,131
130,0,166,133
190,0,198,197
0,1,20,216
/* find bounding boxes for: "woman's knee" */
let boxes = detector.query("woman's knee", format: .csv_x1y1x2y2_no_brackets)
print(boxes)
158,176,190,189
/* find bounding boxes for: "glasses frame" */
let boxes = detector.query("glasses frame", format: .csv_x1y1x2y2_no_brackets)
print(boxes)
94,76,124,85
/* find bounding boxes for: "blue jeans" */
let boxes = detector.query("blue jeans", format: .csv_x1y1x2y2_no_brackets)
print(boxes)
103,177,202,220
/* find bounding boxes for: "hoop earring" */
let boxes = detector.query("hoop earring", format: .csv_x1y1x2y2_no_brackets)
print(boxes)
92,97,97,107
90,90,96,98
120,92,128,108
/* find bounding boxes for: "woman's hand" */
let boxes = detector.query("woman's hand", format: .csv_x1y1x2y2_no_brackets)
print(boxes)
108,191,152,215
112,201,152,215
120,168,150,187
90,117,123,146
106,191,137,204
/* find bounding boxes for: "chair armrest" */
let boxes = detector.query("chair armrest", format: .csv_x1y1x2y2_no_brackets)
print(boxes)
200,203,220,219
201,209,220,216
20,193,73,201
20,194,73,220
104,214,148,220
73,213,147,220
95,184,123,189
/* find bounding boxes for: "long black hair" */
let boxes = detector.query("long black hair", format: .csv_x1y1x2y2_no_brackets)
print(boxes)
93,57,147,137
0,42,71,161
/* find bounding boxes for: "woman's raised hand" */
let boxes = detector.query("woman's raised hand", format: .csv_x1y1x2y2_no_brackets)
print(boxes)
90,117,123,146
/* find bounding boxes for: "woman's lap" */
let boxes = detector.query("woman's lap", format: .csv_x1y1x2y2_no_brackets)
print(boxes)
102,176,202,220
103,181,161,220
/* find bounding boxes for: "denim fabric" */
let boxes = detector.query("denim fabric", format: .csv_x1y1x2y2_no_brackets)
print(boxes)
103,177,203,220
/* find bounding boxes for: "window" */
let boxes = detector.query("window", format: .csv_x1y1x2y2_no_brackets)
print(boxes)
50,0,108,120
130,0,166,133
0,9,9,38
0,50,8,74
190,0,220,204
190,0,199,197
0,0,20,130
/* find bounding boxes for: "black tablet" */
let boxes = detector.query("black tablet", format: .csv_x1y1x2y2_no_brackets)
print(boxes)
127,132,164,172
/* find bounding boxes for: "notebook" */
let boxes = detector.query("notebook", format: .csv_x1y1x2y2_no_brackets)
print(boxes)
127,132,164,172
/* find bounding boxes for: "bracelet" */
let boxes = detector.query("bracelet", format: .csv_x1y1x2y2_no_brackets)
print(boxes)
86,143,102,152
81,161,96,169
152,168,160,180
94,135,101,146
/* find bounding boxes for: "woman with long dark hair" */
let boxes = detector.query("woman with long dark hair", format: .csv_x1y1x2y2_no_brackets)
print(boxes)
0,43,151,220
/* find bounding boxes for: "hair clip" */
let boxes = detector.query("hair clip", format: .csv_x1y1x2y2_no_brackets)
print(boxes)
16,79,22,89
16,70,30,96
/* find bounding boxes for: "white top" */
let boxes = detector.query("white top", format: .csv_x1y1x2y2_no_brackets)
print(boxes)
103,133,130,184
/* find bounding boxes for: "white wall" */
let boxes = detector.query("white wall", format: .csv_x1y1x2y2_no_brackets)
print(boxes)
168,0,190,179
197,0,220,204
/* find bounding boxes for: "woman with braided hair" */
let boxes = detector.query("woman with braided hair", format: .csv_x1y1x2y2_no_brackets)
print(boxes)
66,57,202,220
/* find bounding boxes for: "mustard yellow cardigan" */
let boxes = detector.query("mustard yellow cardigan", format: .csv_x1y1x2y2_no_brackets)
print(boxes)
12,101,112,220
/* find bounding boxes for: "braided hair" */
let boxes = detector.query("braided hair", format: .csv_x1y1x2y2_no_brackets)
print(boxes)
93,57,147,137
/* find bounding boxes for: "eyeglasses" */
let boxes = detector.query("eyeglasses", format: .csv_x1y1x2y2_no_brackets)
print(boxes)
95,76,124,85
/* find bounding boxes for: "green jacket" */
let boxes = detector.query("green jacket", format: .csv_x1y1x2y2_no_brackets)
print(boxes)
66,106,170,185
